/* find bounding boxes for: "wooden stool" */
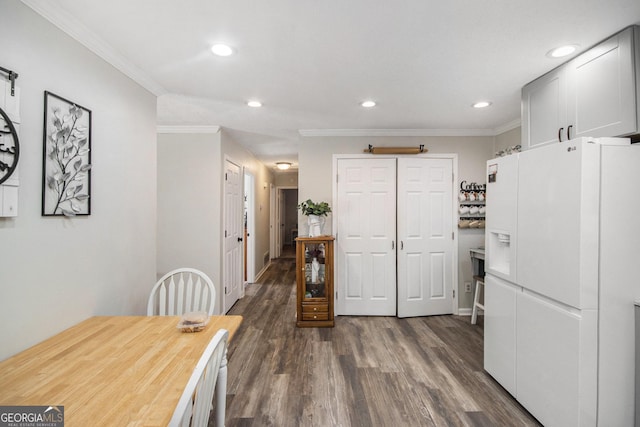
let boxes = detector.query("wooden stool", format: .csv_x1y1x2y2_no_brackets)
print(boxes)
471,275,484,325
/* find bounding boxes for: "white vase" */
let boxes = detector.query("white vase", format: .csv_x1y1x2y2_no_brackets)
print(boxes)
311,257,319,283
307,214,325,237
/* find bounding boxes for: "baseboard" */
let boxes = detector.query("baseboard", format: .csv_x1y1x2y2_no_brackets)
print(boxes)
457,308,472,316
254,261,271,282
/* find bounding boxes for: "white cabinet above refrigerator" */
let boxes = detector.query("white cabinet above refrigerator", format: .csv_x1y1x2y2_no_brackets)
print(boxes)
521,26,640,150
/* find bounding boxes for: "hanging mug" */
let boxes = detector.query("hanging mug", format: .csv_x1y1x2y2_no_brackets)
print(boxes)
458,191,467,202
468,192,476,202
459,206,470,215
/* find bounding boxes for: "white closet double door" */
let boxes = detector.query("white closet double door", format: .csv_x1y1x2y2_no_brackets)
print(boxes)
336,157,454,318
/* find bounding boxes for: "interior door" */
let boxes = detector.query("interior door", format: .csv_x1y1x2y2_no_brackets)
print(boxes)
243,171,255,283
397,157,454,317
223,160,242,313
336,158,397,315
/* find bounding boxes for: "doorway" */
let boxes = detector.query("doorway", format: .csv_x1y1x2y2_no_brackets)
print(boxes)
223,159,243,313
334,155,458,318
244,171,255,283
279,188,298,258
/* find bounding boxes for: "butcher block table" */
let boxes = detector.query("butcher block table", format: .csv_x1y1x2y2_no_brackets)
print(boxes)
0,315,243,426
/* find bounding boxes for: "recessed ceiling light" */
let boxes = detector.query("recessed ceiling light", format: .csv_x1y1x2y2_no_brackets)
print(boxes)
547,45,578,58
361,100,376,108
247,100,262,108
211,44,234,57
275,162,292,170
472,101,492,108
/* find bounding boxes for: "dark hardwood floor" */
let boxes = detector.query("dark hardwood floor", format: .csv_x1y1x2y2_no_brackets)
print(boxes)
223,257,541,427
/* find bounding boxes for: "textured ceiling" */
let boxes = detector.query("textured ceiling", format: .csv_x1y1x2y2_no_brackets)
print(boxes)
23,0,640,168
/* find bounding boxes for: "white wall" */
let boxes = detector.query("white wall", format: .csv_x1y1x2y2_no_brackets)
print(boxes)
157,132,222,309
221,130,274,277
157,130,274,312
495,126,522,153
275,171,299,187
0,2,157,360
298,135,494,311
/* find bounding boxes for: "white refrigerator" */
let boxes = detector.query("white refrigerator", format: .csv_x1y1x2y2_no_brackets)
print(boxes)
484,137,640,427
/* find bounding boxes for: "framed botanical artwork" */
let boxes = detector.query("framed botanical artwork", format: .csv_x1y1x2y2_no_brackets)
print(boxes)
42,91,92,216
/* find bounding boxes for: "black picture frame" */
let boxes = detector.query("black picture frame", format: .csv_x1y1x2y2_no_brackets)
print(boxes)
42,91,92,216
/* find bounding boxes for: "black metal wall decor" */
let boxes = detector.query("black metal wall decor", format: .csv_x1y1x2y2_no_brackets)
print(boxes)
0,106,19,185
0,66,18,96
42,91,92,217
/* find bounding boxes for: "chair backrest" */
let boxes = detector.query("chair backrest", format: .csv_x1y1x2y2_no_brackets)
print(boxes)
169,329,229,427
147,268,216,316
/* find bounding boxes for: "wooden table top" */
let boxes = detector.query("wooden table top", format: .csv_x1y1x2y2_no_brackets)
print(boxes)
0,315,243,426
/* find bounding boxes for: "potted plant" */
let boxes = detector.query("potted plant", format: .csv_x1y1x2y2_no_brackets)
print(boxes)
297,199,331,237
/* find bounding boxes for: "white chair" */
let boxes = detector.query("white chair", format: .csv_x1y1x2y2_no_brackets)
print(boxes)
147,268,216,316
169,329,229,427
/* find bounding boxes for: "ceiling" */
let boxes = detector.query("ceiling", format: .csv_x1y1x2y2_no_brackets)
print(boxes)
23,0,640,170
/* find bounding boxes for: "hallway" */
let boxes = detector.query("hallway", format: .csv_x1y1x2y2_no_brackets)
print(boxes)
223,258,540,426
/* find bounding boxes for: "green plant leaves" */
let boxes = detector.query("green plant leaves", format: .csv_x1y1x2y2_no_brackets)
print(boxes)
297,199,331,216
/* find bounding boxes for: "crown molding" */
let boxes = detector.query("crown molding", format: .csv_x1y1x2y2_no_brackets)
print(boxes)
493,118,521,135
299,128,496,137
21,0,166,96
299,120,522,138
157,125,221,134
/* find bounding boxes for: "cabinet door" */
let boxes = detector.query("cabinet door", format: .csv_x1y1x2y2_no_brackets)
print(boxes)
301,241,328,301
567,27,637,139
521,67,567,150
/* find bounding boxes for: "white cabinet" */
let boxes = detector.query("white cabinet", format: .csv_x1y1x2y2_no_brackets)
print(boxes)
522,26,639,150
522,67,567,149
567,27,637,140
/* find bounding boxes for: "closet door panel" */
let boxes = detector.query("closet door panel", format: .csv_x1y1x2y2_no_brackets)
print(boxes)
336,158,397,315
398,158,454,317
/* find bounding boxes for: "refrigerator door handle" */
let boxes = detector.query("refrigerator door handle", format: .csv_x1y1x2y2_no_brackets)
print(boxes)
567,124,573,141
558,127,564,142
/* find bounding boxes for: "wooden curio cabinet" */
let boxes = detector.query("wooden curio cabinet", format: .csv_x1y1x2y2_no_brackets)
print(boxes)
296,236,335,327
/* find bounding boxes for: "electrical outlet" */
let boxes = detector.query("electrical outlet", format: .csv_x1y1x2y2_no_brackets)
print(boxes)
464,282,472,293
